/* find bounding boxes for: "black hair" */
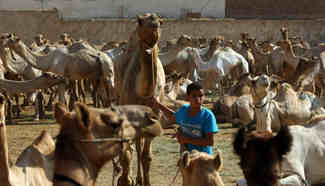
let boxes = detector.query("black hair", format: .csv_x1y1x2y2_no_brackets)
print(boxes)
186,82,203,95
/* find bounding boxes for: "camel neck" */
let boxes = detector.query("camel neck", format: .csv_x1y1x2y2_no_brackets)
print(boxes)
54,135,98,186
137,43,159,98
11,42,50,71
285,43,297,58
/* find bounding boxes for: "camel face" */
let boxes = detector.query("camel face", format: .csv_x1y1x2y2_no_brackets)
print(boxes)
233,126,293,186
6,36,25,57
0,33,13,51
34,34,45,46
136,13,162,49
178,150,224,186
54,103,136,161
210,36,224,48
177,34,193,47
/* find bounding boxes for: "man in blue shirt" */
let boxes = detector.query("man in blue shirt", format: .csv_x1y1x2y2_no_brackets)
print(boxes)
153,82,218,155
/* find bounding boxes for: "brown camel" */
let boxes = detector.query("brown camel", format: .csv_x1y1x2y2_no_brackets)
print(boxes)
54,102,146,186
276,39,321,93
178,150,225,186
213,74,255,126
6,34,115,108
233,126,293,186
237,34,255,74
246,37,283,76
118,13,165,186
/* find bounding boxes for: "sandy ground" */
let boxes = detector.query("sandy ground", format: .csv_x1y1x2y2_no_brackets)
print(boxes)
6,104,243,186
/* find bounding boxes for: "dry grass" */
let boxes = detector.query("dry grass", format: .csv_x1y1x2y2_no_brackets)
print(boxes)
6,101,244,186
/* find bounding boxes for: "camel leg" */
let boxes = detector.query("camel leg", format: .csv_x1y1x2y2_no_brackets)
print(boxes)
142,138,153,186
46,87,57,111
78,80,86,103
68,80,78,111
37,92,45,120
117,148,134,186
13,95,21,117
136,138,144,186
57,83,67,106
5,100,12,124
91,79,100,107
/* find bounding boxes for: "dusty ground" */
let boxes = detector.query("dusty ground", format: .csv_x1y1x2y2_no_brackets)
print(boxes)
6,101,244,186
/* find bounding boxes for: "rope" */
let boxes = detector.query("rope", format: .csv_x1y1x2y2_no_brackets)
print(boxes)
78,138,131,143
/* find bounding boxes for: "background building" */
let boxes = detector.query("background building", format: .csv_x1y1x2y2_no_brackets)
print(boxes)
0,0,225,19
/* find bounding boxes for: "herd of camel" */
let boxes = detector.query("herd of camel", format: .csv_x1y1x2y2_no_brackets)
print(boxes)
1,12,325,186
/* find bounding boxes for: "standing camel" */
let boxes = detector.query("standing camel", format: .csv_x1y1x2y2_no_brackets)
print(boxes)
5,35,115,109
118,13,165,186
0,34,45,120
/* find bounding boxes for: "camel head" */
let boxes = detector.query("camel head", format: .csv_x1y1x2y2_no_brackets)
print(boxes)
233,126,293,186
280,27,289,41
209,36,224,49
136,13,163,50
59,33,73,46
240,32,249,41
0,33,13,49
54,102,137,170
198,37,208,47
260,40,274,53
177,34,193,48
34,34,45,46
246,37,257,48
178,150,224,186
224,39,234,48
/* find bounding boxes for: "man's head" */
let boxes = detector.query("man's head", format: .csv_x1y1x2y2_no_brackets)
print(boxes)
186,83,204,108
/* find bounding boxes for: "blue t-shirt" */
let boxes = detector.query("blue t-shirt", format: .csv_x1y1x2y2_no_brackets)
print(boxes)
174,104,218,155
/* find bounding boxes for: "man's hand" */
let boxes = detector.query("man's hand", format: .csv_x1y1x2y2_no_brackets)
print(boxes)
176,130,186,145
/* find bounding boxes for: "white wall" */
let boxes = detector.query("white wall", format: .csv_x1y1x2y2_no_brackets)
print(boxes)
0,0,225,19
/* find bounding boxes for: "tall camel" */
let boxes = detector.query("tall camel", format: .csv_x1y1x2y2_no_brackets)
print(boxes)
118,13,165,186
6,34,115,108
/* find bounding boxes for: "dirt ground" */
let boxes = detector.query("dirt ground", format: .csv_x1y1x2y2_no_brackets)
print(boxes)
6,102,244,186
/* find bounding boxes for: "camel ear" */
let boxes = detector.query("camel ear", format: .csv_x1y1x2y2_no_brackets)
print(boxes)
100,112,123,132
214,150,223,171
74,102,91,129
54,103,68,125
137,15,144,26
